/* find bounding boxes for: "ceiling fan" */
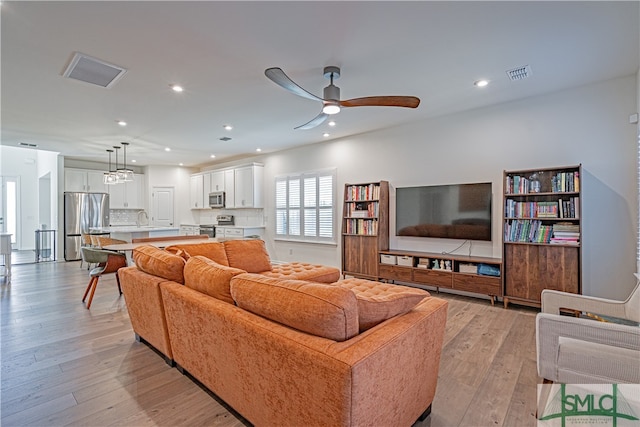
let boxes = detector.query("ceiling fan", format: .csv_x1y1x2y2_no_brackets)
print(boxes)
265,66,420,130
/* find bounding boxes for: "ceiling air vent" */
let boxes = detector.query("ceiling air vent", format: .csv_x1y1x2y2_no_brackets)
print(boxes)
506,65,532,81
219,137,232,142
62,52,127,88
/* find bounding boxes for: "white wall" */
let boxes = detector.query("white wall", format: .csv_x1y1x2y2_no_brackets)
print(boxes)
236,75,636,300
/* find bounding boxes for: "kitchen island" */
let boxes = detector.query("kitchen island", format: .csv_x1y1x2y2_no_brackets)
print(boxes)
90,226,180,243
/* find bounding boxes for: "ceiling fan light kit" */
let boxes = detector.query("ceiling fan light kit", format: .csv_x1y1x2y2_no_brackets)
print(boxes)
265,66,420,130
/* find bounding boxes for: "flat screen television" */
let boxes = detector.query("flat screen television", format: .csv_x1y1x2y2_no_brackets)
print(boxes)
395,182,492,241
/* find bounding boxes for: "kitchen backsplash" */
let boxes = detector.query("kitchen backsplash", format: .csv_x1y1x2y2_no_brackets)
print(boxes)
198,208,264,226
110,209,145,226
111,208,264,227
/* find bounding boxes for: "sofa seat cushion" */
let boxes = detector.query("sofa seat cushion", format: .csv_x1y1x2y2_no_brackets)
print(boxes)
230,273,359,341
184,256,245,304
337,278,430,331
261,262,340,283
133,245,186,284
165,241,229,266
224,239,272,273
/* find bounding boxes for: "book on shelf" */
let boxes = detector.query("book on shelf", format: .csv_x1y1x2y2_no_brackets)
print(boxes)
345,183,380,201
345,201,379,218
344,218,378,235
549,222,580,245
504,219,553,243
551,171,580,193
505,175,530,194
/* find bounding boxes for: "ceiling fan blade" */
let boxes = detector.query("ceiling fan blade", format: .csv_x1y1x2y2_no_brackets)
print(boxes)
294,111,329,130
339,96,421,109
265,67,324,102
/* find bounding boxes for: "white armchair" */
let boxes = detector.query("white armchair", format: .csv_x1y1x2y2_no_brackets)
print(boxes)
536,276,640,384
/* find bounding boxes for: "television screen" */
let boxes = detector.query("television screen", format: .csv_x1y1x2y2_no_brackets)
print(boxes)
395,182,492,241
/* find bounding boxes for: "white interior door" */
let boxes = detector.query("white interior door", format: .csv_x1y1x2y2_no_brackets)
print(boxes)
151,187,174,226
1,176,19,246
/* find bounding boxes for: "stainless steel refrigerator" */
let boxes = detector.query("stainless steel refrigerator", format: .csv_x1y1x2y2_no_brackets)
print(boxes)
64,192,109,261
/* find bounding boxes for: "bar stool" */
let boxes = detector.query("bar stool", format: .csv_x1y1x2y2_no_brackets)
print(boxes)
81,247,127,309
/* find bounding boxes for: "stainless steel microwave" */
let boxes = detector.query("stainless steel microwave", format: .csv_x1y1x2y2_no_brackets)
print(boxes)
209,191,225,208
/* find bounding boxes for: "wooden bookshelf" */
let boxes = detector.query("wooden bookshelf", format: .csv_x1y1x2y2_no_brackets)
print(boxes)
502,165,582,308
341,181,389,279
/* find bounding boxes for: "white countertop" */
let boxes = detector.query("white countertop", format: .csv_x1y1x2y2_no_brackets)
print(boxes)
215,225,265,229
91,226,180,233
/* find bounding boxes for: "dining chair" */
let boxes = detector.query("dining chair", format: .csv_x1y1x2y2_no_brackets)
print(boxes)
81,247,127,309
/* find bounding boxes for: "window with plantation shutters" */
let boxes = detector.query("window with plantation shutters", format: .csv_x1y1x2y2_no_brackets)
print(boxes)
275,169,336,243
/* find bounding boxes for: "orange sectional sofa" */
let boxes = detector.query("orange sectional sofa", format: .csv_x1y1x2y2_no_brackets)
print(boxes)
118,239,448,426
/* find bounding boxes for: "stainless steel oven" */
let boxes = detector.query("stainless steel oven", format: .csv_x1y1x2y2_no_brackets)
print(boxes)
199,224,215,238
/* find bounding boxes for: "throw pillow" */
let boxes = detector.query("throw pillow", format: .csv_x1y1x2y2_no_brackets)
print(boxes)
336,278,429,331
133,245,186,284
183,256,245,304
230,273,359,341
223,239,272,273
165,242,229,266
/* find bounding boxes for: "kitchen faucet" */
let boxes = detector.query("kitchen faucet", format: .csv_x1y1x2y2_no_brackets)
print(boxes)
136,211,149,227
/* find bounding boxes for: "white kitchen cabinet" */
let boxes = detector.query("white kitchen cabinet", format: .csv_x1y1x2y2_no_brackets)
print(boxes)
180,225,200,236
189,174,205,209
234,164,264,208
224,169,235,208
64,168,109,193
109,175,144,209
191,163,263,209
215,226,264,239
211,170,225,192
203,172,212,201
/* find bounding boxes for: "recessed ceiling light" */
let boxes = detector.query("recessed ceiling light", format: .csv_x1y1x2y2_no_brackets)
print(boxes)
328,121,336,127
117,120,127,126
256,148,262,152
131,159,137,163
179,163,184,166
323,133,330,137
165,147,171,152
170,84,183,92
223,124,233,131
474,79,489,88
210,154,216,158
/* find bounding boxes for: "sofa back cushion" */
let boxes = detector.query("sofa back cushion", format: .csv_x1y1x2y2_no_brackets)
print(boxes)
230,273,359,341
337,278,430,331
165,242,229,266
133,245,186,284
223,239,272,273
183,256,245,304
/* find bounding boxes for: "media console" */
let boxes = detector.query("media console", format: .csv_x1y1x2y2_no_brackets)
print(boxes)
378,250,503,305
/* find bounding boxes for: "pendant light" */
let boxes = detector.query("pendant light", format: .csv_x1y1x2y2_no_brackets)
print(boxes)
113,146,123,184
103,149,118,185
116,142,134,182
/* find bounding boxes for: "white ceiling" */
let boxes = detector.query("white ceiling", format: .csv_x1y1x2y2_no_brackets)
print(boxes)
2,1,638,168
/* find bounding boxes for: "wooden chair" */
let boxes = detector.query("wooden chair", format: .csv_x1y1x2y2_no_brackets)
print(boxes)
94,236,128,248
131,234,209,243
80,233,93,269
81,247,127,309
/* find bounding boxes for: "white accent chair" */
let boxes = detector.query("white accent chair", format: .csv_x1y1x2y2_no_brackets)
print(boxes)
536,275,640,384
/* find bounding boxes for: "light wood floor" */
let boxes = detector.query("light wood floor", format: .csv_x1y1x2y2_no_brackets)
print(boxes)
1,261,541,427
